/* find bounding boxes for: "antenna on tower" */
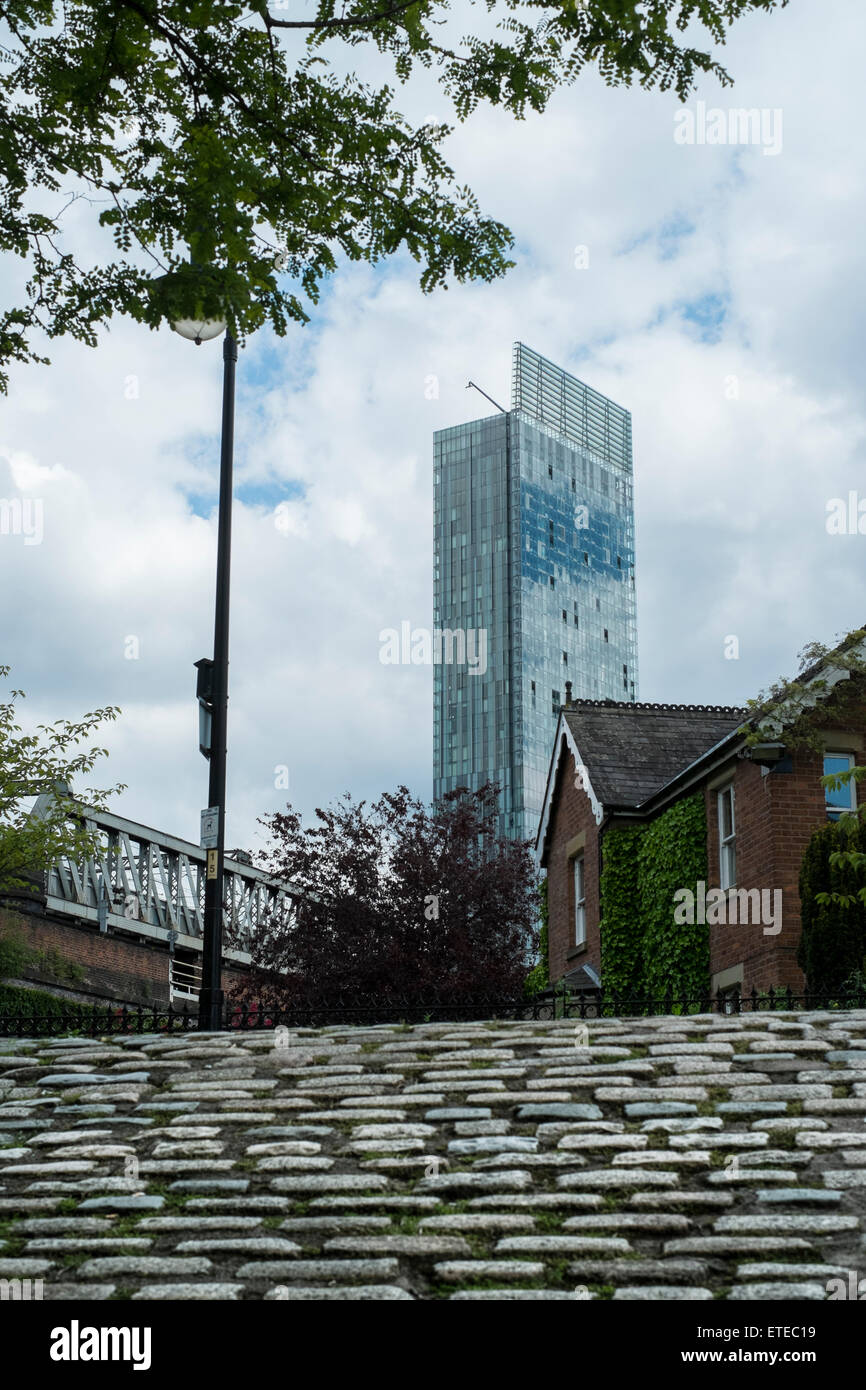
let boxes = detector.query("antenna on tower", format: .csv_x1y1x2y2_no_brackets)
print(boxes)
466,380,506,414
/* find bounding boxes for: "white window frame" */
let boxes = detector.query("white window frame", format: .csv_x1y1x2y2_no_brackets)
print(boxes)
823,752,856,820
573,853,586,948
170,952,202,1001
717,784,736,890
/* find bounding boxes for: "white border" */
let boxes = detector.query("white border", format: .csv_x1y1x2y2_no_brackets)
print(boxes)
535,713,604,863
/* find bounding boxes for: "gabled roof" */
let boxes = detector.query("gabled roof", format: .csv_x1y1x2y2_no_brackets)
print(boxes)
536,700,746,863
562,700,747,808
536,626,866,865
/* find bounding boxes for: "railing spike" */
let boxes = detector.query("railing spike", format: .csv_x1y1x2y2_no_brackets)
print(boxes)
0,985,860,1036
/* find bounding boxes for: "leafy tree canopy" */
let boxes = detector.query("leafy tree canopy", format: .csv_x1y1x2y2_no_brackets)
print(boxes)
0,0,788,388
741,629,866,752
242,781,538,1002
0,664,124,895
743,629,866,933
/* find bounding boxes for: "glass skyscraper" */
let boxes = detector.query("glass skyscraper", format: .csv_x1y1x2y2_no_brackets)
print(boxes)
433,343,639,842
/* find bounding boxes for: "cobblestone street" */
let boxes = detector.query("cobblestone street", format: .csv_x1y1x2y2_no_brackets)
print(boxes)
1,1010,865,1301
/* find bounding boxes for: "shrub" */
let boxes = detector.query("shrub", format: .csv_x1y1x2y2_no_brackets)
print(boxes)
0,983,92,1023
799,818,866,992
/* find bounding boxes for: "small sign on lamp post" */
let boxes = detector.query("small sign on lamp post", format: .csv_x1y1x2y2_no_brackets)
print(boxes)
201,807,219,849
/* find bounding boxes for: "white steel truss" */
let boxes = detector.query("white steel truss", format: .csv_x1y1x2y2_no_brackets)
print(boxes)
37,801,297,960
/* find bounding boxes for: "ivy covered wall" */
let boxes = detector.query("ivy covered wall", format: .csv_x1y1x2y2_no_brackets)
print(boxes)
599,793,709,997
599,826,644,996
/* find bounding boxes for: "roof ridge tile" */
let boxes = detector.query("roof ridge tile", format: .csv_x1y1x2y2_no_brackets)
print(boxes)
564,700,747,716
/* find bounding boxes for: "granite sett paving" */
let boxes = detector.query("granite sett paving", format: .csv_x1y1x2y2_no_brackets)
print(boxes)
1,1010,864,1301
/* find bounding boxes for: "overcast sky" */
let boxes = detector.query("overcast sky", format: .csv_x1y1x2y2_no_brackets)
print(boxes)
1,0,863,857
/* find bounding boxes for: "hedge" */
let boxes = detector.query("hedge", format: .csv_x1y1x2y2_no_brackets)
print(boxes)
0,983,94,1022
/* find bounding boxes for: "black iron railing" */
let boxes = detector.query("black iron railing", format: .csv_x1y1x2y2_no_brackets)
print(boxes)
0,985,864,1037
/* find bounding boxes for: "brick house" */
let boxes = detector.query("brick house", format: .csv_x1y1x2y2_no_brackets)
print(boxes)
536,642,866,1000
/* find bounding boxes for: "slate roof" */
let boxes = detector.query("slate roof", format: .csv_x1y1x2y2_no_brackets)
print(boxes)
562,700,748,810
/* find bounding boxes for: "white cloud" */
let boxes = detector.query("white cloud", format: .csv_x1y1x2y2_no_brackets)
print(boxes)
1,0,864,851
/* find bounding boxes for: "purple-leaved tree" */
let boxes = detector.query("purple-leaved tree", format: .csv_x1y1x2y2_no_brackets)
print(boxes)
236,783,538,1010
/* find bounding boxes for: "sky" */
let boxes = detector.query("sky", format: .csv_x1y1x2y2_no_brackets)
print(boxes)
1,0,864,860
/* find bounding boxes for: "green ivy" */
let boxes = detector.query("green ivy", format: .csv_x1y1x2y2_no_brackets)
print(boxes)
524,878,549,996
640,795,709,998
32,947,85,985
599,795,709,999
798,818,866,992
0,930,32,981
599,826,645,996
0,928,84,985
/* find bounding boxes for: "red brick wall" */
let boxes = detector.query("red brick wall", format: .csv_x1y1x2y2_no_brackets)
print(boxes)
0,906,246,1008
546,738,603,985
705,740,854,995
547,711,864,999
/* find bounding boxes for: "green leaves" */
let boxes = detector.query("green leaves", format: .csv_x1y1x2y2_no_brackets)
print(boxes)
799,816,866,992
0,665,125,896
600,795,709,999
0,0,789,389
744,629,866,752
524,877,549,994
639,795,709,999
599,823,645,997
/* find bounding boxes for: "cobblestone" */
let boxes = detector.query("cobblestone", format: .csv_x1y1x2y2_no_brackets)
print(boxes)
728,1282,828,1300
612,1286,713,1300
0,1009,862,1301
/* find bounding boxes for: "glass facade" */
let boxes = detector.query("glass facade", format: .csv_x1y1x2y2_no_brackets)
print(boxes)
433,343,639,843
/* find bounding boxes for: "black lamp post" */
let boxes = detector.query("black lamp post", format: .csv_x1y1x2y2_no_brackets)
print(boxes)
200,330,237,1030
172,310,237,1031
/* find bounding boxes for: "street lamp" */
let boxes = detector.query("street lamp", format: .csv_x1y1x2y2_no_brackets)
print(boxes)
172,312,237,1031
172,316,227,346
